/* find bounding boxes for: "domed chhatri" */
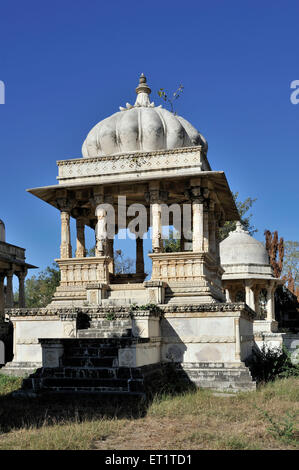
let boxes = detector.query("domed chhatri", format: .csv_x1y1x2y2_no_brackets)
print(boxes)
220,222,269,267
219,222,282,332
82,74,207,158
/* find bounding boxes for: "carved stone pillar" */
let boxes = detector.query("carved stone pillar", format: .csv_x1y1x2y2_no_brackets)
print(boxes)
136,237,144,274
60,211,72,259
225,287,232,302
6,270,14,308
75,217,86,258
203,201,209,252
234,317,241,361
56,197,73,260
245,280,255,310
147,183,167,254
90,190,108,257
190,186,204,252
0,274,5,317
17,270,27,308
95,205,107,256
179,210,185,251
266,282,275,322
209,200,216,255
107,238,114,274
254,287,260,316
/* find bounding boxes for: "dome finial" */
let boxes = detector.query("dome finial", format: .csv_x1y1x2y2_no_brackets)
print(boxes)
234,221,248,234
134,73,153,107
136,73,151,96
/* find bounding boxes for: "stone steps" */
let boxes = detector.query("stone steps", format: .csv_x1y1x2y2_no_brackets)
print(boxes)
78,328,132,339
20,337,147,396
176,363,256,392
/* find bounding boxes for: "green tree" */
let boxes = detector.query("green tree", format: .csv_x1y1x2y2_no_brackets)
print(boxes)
219,192,257,241
21,263,60,308
163,229,181,252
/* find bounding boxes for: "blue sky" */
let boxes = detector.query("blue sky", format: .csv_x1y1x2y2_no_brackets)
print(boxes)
0,0,298,279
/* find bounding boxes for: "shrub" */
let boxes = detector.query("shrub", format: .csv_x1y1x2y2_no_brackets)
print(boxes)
249,344,299,383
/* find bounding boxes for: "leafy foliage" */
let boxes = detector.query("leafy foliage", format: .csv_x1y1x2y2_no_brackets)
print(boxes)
163,229,181,253
157,84,184,114
255,406,298,445
219,192,257,241
130,303,163,315
21,263,60,308
249,344,299,383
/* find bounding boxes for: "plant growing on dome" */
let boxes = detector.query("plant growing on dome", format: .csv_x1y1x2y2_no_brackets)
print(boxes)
157,84,184,114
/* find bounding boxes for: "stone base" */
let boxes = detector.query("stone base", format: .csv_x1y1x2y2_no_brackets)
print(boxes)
1,361,41,377
253,319,278,334
17,338,163,397
176,362,256,392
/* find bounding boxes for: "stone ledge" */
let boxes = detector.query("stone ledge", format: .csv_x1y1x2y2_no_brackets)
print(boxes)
5,303,256,321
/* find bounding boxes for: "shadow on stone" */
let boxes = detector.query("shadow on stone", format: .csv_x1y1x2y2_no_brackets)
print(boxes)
0,362,195,434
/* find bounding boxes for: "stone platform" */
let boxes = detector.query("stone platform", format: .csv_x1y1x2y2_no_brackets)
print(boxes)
20,338,156,397
5,303,257,395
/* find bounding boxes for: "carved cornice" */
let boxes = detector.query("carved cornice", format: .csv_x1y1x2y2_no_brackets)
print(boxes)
162,302,256,318
57,146,203,166
5,302,256,320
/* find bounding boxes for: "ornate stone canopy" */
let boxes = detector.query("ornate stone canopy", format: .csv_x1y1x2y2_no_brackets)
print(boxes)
26,74,240,307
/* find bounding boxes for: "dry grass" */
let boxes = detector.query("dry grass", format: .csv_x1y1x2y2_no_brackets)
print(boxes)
0,374,298,450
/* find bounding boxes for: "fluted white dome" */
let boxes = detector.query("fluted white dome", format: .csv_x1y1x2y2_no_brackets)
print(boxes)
82,74,207,158
0,219,5,242
220,222,269,266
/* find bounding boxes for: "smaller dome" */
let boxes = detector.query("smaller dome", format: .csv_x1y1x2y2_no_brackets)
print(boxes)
220,222,269,266
0,219,5,242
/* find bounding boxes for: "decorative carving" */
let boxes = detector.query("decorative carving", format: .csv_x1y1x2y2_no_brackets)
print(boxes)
118,349,134,367
58,147,204,182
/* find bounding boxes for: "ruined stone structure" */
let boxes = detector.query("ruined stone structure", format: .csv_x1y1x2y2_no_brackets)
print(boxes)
0,219,36,363
0,219,36,315
2,75,293,393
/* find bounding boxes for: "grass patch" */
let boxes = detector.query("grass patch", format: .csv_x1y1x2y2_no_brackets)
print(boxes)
0,374,298,450
0,374,22,396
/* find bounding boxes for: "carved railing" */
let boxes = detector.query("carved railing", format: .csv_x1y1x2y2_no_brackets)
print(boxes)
149,252,220,283
56,257,111,287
